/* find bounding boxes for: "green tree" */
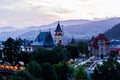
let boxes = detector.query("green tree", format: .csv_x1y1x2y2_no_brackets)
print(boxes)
26,61,43,80
66,45,79,58
92,57,120,80
41,63,57,80
3,37,21,64
74,65,87,80
54,62,74,80
18,51,32,65
53,46,68,62
77,41,89,57
12,70,33,80
30,48,67,65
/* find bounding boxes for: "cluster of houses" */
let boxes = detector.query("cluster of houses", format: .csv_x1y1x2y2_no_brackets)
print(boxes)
0,22,120,59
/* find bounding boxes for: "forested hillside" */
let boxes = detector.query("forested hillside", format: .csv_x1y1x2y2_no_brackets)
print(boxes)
105,23,120,40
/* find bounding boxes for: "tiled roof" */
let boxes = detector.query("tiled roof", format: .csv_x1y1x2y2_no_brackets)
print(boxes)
31,31,56,47
91,33,110,49
54,22,62,32
95,34,109,41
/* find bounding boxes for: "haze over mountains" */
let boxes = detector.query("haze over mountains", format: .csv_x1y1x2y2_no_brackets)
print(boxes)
0,17,120,41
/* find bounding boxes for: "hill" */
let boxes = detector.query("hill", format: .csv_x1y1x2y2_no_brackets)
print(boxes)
105,23,120,40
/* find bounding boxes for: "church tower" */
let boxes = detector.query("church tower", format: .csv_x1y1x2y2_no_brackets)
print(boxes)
54,22,63,45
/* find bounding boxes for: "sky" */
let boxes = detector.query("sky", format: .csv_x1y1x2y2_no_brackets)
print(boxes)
0,0,120,28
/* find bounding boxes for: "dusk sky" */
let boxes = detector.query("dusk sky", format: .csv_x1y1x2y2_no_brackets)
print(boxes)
0,0,120,28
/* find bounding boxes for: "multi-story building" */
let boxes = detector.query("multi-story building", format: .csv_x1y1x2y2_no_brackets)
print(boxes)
90,34,110,58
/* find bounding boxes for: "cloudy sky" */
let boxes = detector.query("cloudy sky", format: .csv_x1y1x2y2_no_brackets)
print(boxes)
0,0,120,28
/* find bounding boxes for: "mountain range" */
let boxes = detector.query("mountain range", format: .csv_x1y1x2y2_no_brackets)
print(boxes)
0,17,120,42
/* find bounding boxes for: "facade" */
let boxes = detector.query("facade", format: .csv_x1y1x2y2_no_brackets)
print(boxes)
54,22,63,45
111,40,120,51
31,31,56,50
90,34,110,58
17,38,32,51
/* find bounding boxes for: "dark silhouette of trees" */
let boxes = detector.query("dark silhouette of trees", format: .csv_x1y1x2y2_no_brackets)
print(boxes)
26,61,43,80
30,48,67,65
66,41,89,59
77,41,89,56
66,45,79,58
92,57,120,80
18,51,32,66
41,63,57,80
74,65,87,80
3,37,21,64
54,62,74,80
12,70,33,80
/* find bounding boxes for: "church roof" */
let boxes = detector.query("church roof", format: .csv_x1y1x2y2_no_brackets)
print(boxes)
31,31,56,47
54,22,62,32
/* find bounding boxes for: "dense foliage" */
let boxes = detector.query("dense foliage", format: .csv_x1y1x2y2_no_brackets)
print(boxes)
74,65,87,80
26,61,43,80
53,62,74,80
30,48,67,65
66,41,89,58
3,37,21,64
92,57,120,80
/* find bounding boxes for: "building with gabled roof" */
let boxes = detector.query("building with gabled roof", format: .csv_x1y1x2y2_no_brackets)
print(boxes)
31,31,56,50
90,33,110,58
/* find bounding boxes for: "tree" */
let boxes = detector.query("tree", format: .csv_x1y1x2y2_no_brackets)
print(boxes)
54,62,74,80
92,57,120,80
26,61,42,80
12,70,33,80
74,65,87,80
18,51,32,66
41,63,57,80
30,48,67,65
77,41,89,56
3,37,21,64
66,45,79,58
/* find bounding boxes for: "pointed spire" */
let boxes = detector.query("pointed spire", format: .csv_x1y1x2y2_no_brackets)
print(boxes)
55,21,62,32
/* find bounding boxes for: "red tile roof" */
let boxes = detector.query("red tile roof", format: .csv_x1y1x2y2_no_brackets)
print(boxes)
91,33,110,49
